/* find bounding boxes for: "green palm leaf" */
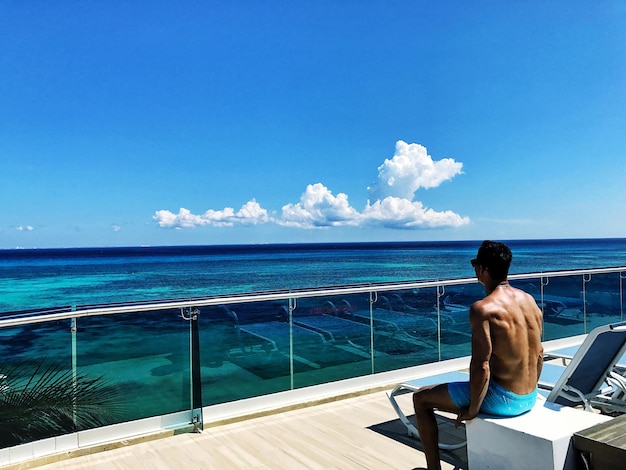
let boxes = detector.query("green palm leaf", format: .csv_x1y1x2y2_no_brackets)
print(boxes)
0,360,122,447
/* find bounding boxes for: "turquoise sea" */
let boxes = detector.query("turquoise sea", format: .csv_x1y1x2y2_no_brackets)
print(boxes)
1,238,626,313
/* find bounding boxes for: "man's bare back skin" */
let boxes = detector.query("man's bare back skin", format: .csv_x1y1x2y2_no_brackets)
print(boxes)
471,283,543,396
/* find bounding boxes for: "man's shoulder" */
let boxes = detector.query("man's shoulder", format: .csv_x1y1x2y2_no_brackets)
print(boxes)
510,287,541,308
469,299,491,319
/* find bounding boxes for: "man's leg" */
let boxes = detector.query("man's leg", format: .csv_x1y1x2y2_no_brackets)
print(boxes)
412,383,460,470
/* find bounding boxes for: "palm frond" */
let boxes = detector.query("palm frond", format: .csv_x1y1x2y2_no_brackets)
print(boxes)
0,360,123,447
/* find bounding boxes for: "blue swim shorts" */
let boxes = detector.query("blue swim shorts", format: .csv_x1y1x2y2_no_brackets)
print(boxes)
448,380,538,417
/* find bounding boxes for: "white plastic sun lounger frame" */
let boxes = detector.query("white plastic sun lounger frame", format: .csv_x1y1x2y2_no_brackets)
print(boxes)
387,370,469,450
540,321,626,414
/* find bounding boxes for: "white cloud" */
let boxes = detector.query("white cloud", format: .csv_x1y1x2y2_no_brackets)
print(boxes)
16,225,34,231
153,141,469,231
363,197,470,229
278,183,361,228
153,208,204,229
111,224,121,232
235,199,271,225
368,140,463,201
153,199,270,229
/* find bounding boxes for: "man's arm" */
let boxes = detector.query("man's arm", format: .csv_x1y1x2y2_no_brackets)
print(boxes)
536,304,544,383
456,304,492,426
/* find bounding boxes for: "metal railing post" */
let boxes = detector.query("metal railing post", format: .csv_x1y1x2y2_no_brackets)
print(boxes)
70,305,77,431
369,290,378,374
582,273,592,334
436,285,445,362
619,272,626,321
181,307,203,432
289,297,296,390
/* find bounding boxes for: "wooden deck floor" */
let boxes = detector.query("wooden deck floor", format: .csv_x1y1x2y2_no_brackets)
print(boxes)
35,390,467,470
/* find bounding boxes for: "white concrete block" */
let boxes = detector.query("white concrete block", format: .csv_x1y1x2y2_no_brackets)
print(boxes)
466,399,611,470
31,436,58,458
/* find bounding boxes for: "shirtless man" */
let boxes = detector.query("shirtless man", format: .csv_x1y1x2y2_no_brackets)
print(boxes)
412,240,544,470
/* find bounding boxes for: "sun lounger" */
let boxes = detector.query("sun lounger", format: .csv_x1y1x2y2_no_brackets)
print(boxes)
351,308,438,338
387,370,469,450
292,314,372,348
241,321,328,353
539,321,626,414
335,296,456,340
545,344,626,372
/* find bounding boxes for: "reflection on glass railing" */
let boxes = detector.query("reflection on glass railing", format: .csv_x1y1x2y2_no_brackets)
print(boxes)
0,359,121,448
77,309,190,423
199,301,291,403
583,272,624,330
0,318,128,447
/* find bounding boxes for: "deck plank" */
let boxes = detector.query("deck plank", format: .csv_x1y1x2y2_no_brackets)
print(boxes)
35,391,467,469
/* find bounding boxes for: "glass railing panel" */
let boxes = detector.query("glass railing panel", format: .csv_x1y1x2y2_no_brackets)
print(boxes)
199,301,292,405
77,308,190,423
0,319,73,448
369,288,441,372
437,282,476,360
512,277,543,302
583,271,625,331
513,277,548,342
290,294,373,386
536,274,586,340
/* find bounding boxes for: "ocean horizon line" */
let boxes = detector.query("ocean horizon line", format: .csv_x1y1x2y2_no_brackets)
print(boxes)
3,236,626,256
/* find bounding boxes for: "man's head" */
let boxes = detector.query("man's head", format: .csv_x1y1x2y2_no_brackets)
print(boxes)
471,240,512,281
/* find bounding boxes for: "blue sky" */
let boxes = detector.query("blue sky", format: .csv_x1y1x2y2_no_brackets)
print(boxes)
1,1,625,248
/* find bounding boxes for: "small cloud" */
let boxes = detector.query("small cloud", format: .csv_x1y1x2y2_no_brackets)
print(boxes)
111,224,122,232
230,199,271,226
153,199,270,229
362,197,470,229
16,225,34,231
278,183,360,228
367,140,463,201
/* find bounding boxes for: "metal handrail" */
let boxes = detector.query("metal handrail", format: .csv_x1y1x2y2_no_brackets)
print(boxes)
1,266,624,329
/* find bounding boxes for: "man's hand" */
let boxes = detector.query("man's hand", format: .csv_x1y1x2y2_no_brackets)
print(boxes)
455,406,477,428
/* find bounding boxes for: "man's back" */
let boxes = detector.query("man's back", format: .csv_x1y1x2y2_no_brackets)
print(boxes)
471,284,543,395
